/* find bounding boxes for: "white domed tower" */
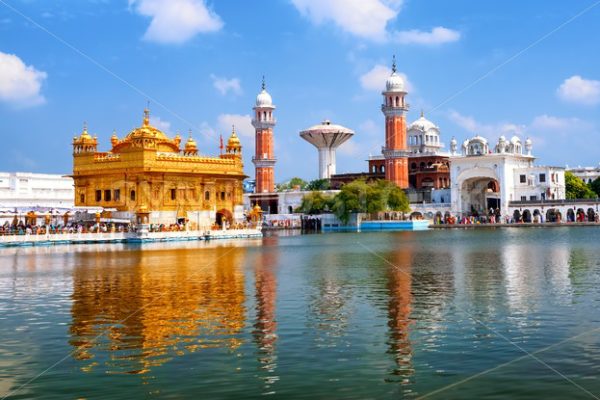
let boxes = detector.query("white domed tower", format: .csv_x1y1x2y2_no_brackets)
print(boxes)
251,77,276,193
381,55,409,188
407,111,442,154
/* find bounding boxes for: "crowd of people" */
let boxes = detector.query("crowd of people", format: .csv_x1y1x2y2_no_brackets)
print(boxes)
0,221,134,236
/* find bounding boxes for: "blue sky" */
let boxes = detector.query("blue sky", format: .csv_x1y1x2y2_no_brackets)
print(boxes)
1,0,599,182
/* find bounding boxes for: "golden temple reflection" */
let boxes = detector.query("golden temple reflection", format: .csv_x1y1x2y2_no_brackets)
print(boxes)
253,236,279,393
385,240,415,385
69,246,247,376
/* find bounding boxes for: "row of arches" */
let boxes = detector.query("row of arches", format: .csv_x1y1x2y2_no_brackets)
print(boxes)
371,165,385,173
408,134,439,146
512,208,598,223
386,95,405,108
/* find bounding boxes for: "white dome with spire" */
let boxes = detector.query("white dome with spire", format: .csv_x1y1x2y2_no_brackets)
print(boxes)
384,55,405,93
255,89,273,107
386,72,405,92
408,114,438,132
255,77,274,108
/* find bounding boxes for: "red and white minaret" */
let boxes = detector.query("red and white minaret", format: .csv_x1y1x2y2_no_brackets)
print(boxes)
252,77,277,193
381,56,409,188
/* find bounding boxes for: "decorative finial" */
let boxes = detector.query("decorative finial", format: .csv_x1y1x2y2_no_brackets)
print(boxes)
188,128,193,138
83,121,88,133
420,109,424,118
392,55,397,73
261,75,266,91
232,124,236,134
143,107,150,126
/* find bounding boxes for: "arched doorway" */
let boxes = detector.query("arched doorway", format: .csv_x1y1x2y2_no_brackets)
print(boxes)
576,208,586,222
216,209,233,228
587,208,596,222
546,208,561,223
460,177,501,215
522,209,532,223
513,210,521,223
567,209,575,222
410,211,423,220
533,209,541,223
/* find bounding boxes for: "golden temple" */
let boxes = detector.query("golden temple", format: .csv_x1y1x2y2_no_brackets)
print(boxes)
72,109,246,227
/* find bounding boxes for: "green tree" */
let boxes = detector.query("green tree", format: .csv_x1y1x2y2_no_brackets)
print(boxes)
331,179,410,224
590,177,600,198
296,191,334,214
565,172,596,199
306,179,331,191
276,177,307,191
374,179,410,212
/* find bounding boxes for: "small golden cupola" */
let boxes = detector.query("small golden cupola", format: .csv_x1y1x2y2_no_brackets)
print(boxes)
226,125,242,157
110,129,119,147
184,130,198,156
72,122,98,154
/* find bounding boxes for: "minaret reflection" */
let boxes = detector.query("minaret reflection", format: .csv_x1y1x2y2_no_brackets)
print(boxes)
253,236,279,394
69,246,247,376
385,241,414,385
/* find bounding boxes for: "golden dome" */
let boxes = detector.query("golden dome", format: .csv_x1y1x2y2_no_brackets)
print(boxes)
110,130,119,145
124,109,170,141
227,126,242,149
74,122,96,144
185,135,197,150
116,108,180,153
79,122,92,140
228,133,241,147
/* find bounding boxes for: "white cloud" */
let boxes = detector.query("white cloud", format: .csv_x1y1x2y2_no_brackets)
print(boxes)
0,52,47,108
447,110,594,150
149,116,171,132
359,64,412,92
290,0,460,46
291,0,399,41
448,110,483,134
130,0,223,44
217,114,253,138
393,26,461,45
337,139,363,156
531,114,590,132
210,74,242,96
557,75,600,106
448,110,524,137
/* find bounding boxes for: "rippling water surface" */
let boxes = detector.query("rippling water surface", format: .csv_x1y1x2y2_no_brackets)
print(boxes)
1,228,600,399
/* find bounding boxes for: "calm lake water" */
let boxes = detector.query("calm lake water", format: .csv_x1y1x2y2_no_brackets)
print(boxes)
1,228,600,399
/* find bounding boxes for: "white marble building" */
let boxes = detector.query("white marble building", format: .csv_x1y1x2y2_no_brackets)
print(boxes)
449,135,565,216
407,112,446,155
0,172,74,209
568,165,600,184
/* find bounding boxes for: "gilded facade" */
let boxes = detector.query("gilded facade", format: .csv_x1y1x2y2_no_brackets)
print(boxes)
72,109,245,226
